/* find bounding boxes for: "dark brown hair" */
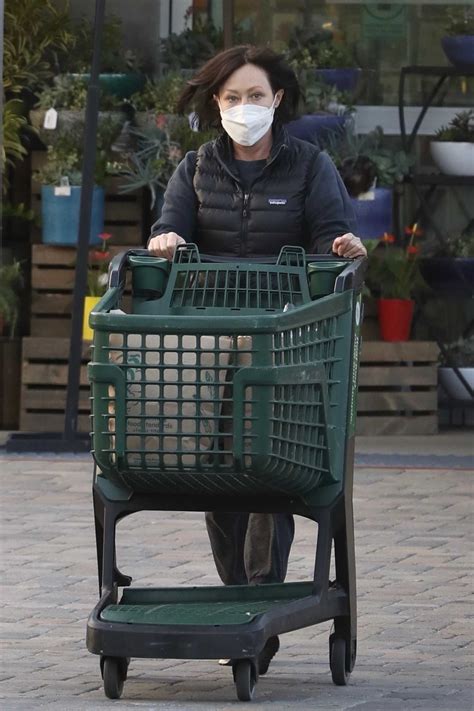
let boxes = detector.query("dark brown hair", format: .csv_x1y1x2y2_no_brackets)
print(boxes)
177,45,301,128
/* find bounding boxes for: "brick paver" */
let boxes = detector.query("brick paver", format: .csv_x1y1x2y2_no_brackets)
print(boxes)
0,449,472,710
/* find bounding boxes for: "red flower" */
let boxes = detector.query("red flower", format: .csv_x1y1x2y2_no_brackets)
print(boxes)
90,249,109,262
407,245,419,255
99,232,112,241
382,233,396,243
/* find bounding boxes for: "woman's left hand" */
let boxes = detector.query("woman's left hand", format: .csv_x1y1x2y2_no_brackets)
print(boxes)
332,233,367,258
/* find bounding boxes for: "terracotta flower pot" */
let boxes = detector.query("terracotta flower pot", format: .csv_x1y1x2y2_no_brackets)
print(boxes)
378,298,414,341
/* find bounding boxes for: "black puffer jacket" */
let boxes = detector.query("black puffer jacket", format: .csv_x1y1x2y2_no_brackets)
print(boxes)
150,124,356,257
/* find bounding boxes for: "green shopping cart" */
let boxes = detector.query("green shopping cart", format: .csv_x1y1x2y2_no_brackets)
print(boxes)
86,244,366,701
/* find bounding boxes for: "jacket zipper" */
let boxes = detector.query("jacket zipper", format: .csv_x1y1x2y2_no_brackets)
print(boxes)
240,192,249,256
215,140,288,257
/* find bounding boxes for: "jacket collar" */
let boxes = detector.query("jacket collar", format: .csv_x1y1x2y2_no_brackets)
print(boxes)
213,121,290,167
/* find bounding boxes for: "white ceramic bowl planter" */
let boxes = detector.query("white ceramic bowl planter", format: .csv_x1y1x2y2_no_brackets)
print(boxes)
430,141,474,176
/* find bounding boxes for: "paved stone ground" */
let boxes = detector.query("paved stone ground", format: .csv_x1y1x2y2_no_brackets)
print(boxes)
0,439,473,710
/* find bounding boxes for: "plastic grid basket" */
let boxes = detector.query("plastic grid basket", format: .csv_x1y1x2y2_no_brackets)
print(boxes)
89,247,356,500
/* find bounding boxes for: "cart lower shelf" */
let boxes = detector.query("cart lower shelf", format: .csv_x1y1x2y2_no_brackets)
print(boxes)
101,581,315,626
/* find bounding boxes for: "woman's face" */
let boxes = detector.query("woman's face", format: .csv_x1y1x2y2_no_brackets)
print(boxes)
215,63,283,111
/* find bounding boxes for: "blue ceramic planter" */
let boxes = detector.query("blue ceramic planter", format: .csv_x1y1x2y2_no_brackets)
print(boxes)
441,36,474,70
420,257,474,295
351,187,393,240
286,114,347,146
315,68,361,94
41,185,105,245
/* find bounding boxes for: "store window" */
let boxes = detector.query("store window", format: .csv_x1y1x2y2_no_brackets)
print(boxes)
232,1,473,107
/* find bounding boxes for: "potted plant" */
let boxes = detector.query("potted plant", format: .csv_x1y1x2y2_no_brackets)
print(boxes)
119,115,217,220
321,126,413,239
430,110,474,176
83,233,112,340
365,227,425,341
285,71,353,145
30,74,125,131
160,13,223,72
60,13,145,99
34,117,122,245
0,260,23,429
420,219,474,294
127,73,187,130
441,8,474,70
285,25,360,94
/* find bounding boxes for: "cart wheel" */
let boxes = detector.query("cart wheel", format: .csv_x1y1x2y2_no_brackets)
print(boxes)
330,637,349,686
234,660,256,702
103,656,124,699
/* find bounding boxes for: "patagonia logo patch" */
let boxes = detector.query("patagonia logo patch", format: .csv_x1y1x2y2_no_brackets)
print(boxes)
268,198,287,206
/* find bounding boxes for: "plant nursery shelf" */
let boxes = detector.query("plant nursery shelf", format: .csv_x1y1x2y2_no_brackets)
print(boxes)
19,337,440,436
30,151,145,246
30,244,133,337
20,337,91,433
356,340,439,436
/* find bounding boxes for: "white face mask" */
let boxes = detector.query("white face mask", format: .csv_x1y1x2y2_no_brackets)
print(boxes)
219,96,278,146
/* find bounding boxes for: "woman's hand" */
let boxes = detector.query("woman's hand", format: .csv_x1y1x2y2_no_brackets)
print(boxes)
332,233,367,258
148,232,186,259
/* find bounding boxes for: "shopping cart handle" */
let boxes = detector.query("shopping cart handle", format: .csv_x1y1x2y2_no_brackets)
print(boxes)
334,257,367,293
108,249,149,288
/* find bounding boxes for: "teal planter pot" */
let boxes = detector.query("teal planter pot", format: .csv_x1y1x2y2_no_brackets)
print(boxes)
41,186,105,245
71,72,146,99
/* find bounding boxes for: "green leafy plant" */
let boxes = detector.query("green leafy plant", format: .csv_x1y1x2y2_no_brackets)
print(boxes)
426,219,474,258
128,74,187,113
35,117,123,186
365,229,425,300
285,25,356,70
160,16,223,70
119,116,217,209
1,101,28,177
0,261,23,337
3,0,75,96
434,110,474,142
59,14,142,74
300,71,353,115
445,8,474,36
321,126,413,194
35,75,123,112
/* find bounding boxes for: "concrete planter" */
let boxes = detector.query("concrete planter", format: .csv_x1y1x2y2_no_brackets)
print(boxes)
430,141,474,176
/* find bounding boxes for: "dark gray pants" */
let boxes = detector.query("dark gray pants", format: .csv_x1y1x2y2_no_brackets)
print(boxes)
205,512,295,585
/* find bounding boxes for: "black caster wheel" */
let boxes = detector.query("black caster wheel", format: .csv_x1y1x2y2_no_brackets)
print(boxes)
233,659,257,702
103,656,125,699
329,636,349,686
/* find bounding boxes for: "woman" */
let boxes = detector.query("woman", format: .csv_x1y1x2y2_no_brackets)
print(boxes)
148,45,366,673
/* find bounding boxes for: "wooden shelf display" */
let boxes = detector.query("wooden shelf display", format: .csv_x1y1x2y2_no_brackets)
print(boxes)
20,337,91,433
356,341,439,435
30,244,134,337
19,334,440,435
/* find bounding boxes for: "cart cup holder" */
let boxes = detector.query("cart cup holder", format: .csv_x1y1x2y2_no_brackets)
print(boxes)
307,261,348,299
129,255,170,299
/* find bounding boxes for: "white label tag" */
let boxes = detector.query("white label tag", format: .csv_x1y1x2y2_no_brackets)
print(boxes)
357,189,375,201
54,185,71,197
43,108,58,130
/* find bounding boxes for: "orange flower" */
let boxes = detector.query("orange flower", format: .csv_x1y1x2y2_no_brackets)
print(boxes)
382,232,396,243
404,225,423,237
